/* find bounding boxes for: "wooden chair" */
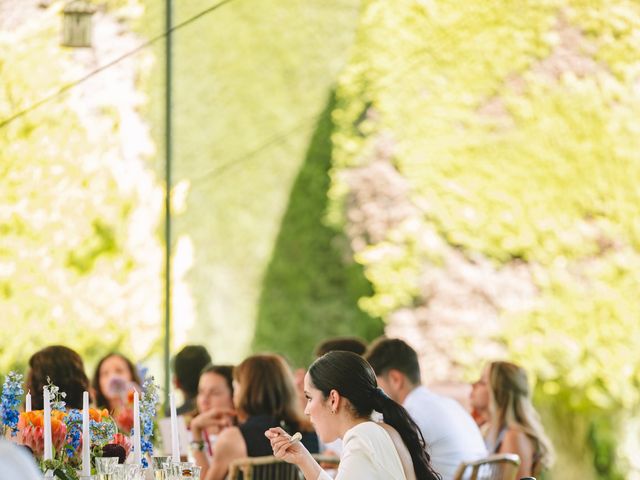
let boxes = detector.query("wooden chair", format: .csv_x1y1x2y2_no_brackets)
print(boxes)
227,454,339,480
452,453,521,480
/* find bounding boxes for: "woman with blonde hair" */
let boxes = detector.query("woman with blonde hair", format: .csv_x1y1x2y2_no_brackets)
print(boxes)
203,354,318,480
470,361,554,478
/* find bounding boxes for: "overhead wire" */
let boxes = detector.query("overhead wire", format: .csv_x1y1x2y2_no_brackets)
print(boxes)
0,0,237,129
2,0,430,187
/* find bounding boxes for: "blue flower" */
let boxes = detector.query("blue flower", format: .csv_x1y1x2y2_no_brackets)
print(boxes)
90,418,117,446
139,377,160,459
1,372,24,436
64,409,83,451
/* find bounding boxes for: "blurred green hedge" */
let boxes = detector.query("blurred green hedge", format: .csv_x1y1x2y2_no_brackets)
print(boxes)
328,0,640,478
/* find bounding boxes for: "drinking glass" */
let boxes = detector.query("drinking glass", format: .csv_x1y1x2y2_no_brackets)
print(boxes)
152,456,172,480
169,462,200,479
112,464,143,480
95,457,119,480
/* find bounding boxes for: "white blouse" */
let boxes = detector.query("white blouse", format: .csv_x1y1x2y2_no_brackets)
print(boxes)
317,422,407,480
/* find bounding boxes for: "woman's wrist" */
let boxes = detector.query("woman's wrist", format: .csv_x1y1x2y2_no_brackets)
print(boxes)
191,426,203,441
297,452,322,480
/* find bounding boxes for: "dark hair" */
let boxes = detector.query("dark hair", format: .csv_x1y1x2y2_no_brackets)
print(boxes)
27,345,90,410
365,337,421,385
234,354,308,430
200,364,234,395
91,353,142,410
314,336,368,357
174,345,212,397
309,351,440,480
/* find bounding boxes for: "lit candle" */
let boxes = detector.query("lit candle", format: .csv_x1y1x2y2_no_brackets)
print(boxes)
169,392,180,463
133,391,142,465
81,392,90,477
43,386,53,460
25,390,31,412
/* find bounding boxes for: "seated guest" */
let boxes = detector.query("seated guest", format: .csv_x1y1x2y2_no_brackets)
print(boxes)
91,353,142,433
203,354,319,480
0,440,43,480
470,361,554,478
294,336,368,413
189,365,235,477
365,337,486,480
308,336,368,456
171,345,212,415
27,345,90,410
266,351,441,480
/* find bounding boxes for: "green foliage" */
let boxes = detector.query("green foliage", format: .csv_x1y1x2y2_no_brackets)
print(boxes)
253,94,383,367
328,0,640,477
138,0,364,361
0,9,162,372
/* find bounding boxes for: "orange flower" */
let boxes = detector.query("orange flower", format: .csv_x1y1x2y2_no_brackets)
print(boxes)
18,410,67,457
88,408,110,422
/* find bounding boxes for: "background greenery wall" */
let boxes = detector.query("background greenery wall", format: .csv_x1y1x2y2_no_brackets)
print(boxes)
139,0,384,363
327,0,640,478
0,2,163,373
253,93,384,367
2,0,639,477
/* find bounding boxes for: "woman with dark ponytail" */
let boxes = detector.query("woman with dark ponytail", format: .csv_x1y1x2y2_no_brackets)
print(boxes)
266,351,441,480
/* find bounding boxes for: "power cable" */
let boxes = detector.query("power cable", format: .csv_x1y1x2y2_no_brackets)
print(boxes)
189,112,321,185
0,0,237,130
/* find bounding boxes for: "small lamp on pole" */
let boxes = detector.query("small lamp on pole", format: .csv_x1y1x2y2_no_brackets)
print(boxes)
61,0,96,48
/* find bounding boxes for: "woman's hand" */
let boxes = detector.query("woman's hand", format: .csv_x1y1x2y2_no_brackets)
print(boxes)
190,408,236,439
264,427,308,464
265,428,323,480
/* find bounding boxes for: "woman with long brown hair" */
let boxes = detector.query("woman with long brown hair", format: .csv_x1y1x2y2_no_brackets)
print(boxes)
470,361,554,478
203,354,318,480
26,345,90,410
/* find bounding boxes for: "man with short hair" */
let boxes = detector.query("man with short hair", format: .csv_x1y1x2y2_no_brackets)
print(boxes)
314,336,367,357
172,345,212,415
365,337,487,480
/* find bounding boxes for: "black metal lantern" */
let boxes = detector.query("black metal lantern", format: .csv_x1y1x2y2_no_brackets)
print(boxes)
61,0,96,48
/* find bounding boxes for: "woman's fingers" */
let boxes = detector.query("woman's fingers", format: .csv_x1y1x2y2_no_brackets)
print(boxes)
272,436,292,455
264,428,298,459
265,427,287,439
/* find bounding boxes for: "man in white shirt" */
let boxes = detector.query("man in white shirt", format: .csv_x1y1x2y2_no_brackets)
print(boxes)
365,338,487,480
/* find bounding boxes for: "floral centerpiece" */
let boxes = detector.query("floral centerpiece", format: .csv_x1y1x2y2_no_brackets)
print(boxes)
19,382,119,479
1,372,160,479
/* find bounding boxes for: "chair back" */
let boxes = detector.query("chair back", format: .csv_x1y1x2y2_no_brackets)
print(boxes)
228,454,339,480
453,453,521,480
228,455,302,480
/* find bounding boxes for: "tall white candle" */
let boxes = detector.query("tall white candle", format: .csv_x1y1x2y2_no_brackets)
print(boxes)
43,387,53,461
133,391,142,465
81,392,90,477
169,392,180,463
25,391,31,412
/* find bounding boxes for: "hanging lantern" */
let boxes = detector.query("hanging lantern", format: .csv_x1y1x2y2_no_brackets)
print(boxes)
61,0,96,48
